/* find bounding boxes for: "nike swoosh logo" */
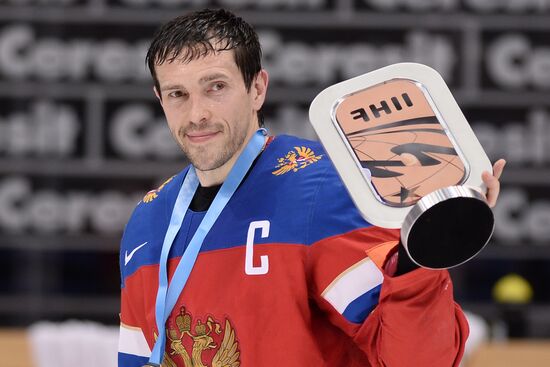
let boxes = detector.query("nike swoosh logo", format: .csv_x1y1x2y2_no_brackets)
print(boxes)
124,241,148,266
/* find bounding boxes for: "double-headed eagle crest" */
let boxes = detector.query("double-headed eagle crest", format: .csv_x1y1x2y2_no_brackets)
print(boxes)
143,176,175,203
159,307,240,367
272,146,323,176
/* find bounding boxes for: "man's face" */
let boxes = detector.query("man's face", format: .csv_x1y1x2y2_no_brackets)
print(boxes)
154,49,267,178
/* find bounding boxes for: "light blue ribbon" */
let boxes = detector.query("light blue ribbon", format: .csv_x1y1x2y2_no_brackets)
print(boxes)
147,129,267,365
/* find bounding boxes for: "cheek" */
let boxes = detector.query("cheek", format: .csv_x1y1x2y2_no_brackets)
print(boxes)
162,105,185,127
162,113,183,139
229,95,254,121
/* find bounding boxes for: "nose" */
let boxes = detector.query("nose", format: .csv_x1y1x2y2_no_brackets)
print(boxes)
188,95,212,125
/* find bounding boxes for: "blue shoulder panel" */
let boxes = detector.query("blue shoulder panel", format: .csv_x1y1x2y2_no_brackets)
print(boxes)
120,135,372,284
120,168,188,286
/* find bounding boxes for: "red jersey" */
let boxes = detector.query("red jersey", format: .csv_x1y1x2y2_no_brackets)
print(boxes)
118,135,468,366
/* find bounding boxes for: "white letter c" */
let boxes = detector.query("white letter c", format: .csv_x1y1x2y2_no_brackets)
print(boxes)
245,220,270,275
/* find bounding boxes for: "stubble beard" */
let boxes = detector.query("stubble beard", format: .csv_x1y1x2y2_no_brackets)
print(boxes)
177,124,249,172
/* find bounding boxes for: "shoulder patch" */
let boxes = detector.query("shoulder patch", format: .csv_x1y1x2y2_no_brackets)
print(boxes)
143,175,175,203
272,146,323,176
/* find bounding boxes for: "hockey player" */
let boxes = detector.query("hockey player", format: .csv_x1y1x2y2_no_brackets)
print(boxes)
118,8,506,367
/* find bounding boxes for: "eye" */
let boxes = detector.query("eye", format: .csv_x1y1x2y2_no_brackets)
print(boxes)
168,90,186,98
210,82,226,92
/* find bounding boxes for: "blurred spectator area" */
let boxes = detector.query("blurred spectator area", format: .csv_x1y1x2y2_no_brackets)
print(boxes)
1,325,550,367
0,0,549,349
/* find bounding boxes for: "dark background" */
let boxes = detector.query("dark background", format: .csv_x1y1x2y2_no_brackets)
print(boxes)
1,0,549,338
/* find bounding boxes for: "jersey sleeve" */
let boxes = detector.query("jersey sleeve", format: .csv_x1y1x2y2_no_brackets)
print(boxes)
118,215,152,366
306,166,469,366
117,172,183,367
119,288,151,366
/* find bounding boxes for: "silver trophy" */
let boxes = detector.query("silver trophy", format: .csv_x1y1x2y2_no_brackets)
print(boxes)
309,63,494,269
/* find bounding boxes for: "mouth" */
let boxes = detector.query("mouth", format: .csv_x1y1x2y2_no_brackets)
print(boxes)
185,130,221,143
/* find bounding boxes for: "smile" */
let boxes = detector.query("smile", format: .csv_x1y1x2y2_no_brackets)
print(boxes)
185,131,221,143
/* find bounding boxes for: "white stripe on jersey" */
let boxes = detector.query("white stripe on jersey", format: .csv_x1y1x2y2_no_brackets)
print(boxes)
119,323,151,357
321,257,384,314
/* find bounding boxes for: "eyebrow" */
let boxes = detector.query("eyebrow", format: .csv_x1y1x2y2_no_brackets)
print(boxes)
160,84,184,92
160,73,230,92
199,72,230,84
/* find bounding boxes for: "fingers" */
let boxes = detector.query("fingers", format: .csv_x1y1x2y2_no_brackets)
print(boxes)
482,159,506,208
492,159,506,180
483,172,499,208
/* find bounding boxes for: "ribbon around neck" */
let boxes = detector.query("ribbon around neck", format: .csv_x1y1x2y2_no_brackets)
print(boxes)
147,129,267,365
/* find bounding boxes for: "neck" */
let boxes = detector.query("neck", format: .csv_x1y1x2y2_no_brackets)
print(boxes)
195,129,265,187
195,164,231,187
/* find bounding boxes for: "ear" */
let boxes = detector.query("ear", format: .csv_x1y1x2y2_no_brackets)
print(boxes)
154,86,162,104
251,69,269,111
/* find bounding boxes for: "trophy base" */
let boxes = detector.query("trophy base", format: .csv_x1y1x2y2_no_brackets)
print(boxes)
401,186,495,270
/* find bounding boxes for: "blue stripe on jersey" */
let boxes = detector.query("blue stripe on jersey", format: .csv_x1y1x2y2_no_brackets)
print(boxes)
341,284,382,324
118,352,149,367
120,135,372,282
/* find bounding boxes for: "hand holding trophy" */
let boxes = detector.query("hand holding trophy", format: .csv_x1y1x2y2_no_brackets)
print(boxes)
309,63,495,269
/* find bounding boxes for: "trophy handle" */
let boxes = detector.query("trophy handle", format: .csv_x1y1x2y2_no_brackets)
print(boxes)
401,186,495,269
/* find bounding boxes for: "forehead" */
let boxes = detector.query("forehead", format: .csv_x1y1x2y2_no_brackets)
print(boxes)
155,49,241,85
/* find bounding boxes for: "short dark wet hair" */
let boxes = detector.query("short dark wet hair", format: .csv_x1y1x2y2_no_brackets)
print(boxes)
146,8,262,94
